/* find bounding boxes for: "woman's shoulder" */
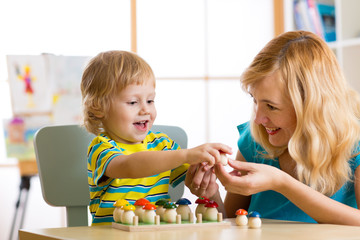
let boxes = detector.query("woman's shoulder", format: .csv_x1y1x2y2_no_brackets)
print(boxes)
237,121,251,135
237,121,256,148
236,122,268,163
349,141,360,170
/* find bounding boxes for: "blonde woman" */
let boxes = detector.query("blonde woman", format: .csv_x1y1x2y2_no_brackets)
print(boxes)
187,31,360,225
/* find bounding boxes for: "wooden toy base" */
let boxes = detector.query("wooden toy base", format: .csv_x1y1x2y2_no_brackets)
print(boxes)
112,220,231,232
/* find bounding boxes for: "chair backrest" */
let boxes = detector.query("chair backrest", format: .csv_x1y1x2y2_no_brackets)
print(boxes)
33,124,187,227
150,125,188,202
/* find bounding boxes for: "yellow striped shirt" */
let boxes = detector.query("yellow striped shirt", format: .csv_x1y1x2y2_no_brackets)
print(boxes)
87,130,188,225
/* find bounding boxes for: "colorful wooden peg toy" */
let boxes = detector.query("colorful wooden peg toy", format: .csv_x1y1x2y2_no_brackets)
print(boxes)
195,196,210,215
248,211,262,228
235,209,248,226
175,198,192,221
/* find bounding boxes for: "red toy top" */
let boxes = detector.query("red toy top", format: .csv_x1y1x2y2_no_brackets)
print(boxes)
204,200,218,208
143,203,157,210
134,198,150,206
195,196,210,204
235,209,248,216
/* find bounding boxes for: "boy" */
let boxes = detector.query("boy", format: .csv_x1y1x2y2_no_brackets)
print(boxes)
81,50,231,225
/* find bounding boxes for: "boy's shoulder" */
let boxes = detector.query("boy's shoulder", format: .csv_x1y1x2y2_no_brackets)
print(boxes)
147,130,169,138
145,130,177,150
90,131,175,149
89,133,117,149
92,133,112,143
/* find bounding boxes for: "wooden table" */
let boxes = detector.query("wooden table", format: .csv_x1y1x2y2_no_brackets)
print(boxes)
19,218,360,240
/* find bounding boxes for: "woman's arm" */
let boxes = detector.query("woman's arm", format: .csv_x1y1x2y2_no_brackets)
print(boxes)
277,166,360,226
216,159,360,226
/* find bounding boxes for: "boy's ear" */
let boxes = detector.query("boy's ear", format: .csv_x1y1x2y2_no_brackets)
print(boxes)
95,113,104,119
92,110,104,119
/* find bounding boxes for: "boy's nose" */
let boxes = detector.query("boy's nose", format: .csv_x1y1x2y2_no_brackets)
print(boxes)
139,104,150,115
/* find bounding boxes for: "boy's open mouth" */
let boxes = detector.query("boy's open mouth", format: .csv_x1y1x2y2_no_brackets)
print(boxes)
134,120,149,130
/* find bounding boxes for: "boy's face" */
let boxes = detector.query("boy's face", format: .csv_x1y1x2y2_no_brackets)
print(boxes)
102,81,157,144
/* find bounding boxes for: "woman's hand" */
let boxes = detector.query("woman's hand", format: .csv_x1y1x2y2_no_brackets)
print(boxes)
185,163,219,199
214,159,286,195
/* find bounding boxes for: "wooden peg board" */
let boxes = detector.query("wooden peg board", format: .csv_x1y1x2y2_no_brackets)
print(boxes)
112,220,231,232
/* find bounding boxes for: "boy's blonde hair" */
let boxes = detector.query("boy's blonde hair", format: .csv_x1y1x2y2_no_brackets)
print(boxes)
81,50,155,135
241,31,360,196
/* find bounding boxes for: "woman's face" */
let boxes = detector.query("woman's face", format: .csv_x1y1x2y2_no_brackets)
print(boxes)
250,72,297,147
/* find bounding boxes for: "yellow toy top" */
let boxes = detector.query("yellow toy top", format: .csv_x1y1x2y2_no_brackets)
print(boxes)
113,199,129,207
123,204,136,211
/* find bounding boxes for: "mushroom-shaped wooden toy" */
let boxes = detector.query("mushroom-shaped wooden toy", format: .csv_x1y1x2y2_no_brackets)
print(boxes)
195,196,210,215
235,209,248,226
163,202,178,223
134,198,150,222
113,199,129,223
155,199,168,220
176,198,192,221
203,200,219,221
142,203,157,224
121,204,136,225
248,211,262,228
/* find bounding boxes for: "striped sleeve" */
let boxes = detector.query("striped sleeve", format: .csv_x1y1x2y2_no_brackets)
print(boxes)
88,135,123,187
147,130,189,187
170,163,189,187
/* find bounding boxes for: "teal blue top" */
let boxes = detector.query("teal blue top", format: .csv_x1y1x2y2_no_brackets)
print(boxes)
237,122,360,223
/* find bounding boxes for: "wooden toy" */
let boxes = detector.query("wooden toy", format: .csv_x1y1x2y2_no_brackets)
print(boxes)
176,198,192,221
235,209,248,226
203,200,218,221
220,153,228,166
163,202,178,223
142,203,157,224
121,204,136,225
155,199,168,220
134,198,150,222
195,196,209,215
112,197,231,232
113,199,129,223
248,211,261,228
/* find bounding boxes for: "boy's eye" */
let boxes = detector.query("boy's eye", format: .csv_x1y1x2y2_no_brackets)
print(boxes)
128,101,137,105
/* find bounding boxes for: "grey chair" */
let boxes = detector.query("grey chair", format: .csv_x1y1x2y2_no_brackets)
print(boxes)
33,124,188,227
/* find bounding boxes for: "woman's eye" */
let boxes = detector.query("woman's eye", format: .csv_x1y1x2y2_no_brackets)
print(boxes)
267,104,276,110
147,100,154,104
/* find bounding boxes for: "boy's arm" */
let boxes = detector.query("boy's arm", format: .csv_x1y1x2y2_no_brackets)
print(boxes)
105,143,232,179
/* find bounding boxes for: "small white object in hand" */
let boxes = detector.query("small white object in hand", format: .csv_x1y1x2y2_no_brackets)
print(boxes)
220,153,228,166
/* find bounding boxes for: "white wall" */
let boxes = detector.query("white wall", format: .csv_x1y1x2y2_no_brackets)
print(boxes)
0,1,274,239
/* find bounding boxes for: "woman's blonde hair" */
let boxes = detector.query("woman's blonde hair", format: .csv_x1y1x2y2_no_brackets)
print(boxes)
241,31,360,196
81,50,155,135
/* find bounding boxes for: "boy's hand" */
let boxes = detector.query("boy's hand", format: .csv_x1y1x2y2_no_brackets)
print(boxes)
186,143,232,167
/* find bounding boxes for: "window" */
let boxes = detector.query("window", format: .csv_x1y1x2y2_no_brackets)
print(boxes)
0,0,274,162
